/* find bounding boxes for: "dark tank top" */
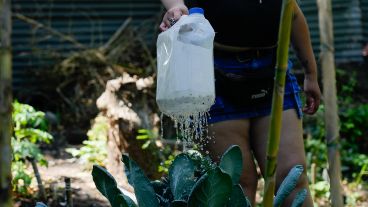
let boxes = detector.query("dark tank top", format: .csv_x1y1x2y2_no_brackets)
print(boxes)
184,0,283,48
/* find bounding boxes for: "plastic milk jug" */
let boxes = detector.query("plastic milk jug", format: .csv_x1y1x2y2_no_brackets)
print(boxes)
156,7,215,116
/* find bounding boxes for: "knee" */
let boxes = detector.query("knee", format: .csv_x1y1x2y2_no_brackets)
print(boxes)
294,171,309,190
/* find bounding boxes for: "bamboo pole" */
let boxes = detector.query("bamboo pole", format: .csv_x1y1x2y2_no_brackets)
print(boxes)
316,0,343,206
262,0,294,206
0,0,13,207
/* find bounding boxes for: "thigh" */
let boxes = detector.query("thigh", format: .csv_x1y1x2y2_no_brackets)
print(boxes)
207,119,254,163
250,109,307,184
207,119,258,178
207,120,258,179
207,119,259,203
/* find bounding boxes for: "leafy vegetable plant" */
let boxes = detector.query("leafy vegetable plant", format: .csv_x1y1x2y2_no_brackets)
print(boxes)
92,145,307,207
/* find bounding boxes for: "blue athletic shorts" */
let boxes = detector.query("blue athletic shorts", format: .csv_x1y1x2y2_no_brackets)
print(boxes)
208,54,303,124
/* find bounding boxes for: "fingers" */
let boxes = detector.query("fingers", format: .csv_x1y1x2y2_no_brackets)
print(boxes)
302,92,320,115
302,95,314,114
303,77,321,115
160,22,168,31
159,5,188,31
159,15,171,31
159,15,172,31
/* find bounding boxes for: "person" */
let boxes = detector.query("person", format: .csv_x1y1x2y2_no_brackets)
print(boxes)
159,0,321,206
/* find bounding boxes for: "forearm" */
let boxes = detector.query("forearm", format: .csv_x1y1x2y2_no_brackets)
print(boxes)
161,0,185,10
291,4,318,80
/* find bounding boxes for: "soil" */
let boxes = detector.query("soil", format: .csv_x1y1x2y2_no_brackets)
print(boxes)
13,145,133,207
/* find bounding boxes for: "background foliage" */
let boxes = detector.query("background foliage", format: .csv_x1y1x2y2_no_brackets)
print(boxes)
303,68,368,205
66,115,109,169
11,101,53,196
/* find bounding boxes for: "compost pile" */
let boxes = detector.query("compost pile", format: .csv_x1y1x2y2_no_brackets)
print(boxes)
48,21,158,135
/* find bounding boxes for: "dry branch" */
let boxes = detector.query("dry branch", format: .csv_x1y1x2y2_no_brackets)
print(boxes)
13,13,86,49
101,17,132,50
48,18,157,128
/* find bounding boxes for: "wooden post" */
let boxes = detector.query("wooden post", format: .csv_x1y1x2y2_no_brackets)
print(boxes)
64,177,73,207
311,163,317,200
0,0,13,207
316,0,344,206
29,158,46,201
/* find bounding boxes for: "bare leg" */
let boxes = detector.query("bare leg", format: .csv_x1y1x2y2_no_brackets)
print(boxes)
207,119,258,206
250,109,314,207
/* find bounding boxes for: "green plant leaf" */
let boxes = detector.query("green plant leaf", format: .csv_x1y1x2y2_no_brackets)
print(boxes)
65,148,81,157
219,145,243,184
142,140,151,149
186,150,216,174
188,167,232,207
122,154,160,207
14,128,52,143
151,180,167,196
169,154,196,200
274,165,304,207
137,135,149,140
171,200,187,207
138,129,149,134
35,202,48,207
92,165,136,207
290,189,307,207
118,194,138,207
12,138,45,162
151,179,173,206
227,184,252,207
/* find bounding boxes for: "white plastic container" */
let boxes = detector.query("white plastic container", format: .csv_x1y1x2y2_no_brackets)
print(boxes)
156,7,215,116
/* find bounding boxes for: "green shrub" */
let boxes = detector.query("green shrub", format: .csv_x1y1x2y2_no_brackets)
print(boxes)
303,70,368,182
11,101,53,196
304,105,368,182
136,128,180,174
336,68,368,154
310,181,330,199
66,115,108,169
340,104,368,153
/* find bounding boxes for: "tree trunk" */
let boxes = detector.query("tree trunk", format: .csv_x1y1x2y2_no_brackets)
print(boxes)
0,0,13,206
316,0,344,206
263,0,294,206
106,117,128,186
97,75,161,186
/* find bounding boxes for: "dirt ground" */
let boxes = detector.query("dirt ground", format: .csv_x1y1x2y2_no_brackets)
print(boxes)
14,145,134,207
14,145,367,207
38,156,109,207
